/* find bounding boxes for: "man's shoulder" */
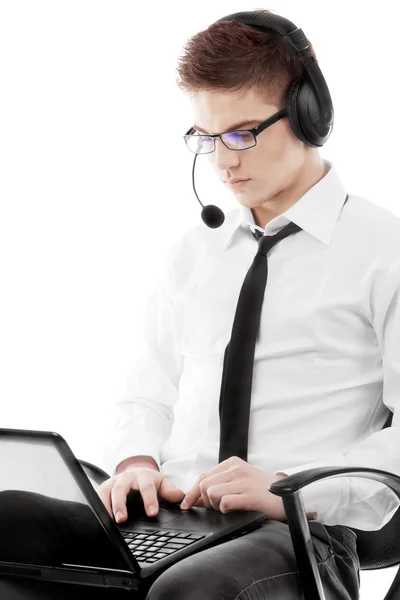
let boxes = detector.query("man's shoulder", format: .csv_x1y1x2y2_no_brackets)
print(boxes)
344,194,400,276
170,206,238,256
346,193,400,241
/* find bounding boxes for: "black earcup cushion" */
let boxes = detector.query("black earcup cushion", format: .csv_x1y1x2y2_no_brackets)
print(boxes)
286,78,310,145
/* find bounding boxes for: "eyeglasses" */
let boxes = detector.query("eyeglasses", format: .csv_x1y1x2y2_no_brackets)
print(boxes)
183,108,288,154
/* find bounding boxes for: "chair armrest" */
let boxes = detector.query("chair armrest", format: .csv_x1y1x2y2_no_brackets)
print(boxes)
268,465,400,499
78,459,111,487
267,466,400,600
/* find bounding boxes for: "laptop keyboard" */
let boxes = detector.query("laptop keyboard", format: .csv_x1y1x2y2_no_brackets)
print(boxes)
120,529,206,564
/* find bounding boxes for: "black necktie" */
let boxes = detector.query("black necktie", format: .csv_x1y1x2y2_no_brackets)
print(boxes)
218,220,303,463
218,194,349,464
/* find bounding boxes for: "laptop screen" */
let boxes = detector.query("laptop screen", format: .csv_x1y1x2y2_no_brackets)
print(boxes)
0,432,131,572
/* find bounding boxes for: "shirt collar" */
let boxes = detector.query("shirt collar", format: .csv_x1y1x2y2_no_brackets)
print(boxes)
223,159,348,251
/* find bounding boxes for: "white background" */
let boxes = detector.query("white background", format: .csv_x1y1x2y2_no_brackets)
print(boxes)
0,1,399,597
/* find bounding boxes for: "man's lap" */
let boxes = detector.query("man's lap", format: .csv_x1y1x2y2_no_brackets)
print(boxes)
0,519,361,600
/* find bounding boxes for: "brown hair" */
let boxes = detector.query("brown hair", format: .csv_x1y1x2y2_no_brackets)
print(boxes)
176,8,318,108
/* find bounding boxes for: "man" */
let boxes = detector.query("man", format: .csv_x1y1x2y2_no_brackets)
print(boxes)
1,8,398,600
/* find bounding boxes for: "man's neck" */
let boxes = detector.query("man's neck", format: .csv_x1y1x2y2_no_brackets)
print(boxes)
251,154,327,229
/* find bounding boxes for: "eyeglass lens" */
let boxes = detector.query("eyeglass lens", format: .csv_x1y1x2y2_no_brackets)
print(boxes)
185,130,255,154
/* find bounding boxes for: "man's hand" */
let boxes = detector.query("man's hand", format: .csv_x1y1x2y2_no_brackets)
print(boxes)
179,456,287,520
97,466,185,522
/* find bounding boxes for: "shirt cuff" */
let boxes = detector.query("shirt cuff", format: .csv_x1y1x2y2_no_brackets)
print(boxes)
103,443,162,477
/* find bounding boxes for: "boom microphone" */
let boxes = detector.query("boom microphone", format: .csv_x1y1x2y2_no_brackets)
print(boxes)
192,153,225,228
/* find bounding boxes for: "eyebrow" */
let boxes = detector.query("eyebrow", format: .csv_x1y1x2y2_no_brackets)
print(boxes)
192,118,260,134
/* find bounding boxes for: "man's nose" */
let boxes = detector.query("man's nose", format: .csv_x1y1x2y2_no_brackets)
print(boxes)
213,138,240,171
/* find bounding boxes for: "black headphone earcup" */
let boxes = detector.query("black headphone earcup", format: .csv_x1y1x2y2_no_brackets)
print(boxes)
286,77,332,147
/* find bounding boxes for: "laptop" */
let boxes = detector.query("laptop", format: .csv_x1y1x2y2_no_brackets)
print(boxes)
0,428,267,592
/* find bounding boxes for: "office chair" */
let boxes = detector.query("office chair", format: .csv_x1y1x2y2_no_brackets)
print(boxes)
80,411,400,600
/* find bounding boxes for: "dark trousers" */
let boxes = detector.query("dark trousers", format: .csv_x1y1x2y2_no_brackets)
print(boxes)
0,490,361,599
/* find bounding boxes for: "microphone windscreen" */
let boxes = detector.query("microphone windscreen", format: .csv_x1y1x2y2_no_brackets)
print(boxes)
201,205,225,228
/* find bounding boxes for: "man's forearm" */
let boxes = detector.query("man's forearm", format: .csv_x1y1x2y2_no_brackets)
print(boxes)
116,455,160,475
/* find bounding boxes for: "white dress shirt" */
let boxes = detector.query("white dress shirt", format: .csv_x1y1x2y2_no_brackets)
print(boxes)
103,158,400,531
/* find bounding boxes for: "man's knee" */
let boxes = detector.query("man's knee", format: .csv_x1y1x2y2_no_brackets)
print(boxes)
144,552,238,600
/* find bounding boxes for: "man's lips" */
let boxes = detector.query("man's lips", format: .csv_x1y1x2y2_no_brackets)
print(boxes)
224,178,251,188
224,178,249,183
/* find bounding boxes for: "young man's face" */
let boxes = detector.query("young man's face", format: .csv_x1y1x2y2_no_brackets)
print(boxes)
190,87,308,215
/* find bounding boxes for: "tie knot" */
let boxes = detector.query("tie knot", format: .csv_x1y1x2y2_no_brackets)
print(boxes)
256,221,302,256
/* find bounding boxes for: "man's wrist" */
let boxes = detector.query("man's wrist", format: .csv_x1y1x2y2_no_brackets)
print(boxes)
116,455,159,475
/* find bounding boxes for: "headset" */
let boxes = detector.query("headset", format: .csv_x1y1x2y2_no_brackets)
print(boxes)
190,10,334,228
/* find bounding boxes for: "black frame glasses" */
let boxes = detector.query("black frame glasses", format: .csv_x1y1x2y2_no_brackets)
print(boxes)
183,107,288,154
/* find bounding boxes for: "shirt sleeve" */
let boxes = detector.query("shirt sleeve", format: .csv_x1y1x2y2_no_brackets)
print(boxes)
273,254,400,531
102,240,184,476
